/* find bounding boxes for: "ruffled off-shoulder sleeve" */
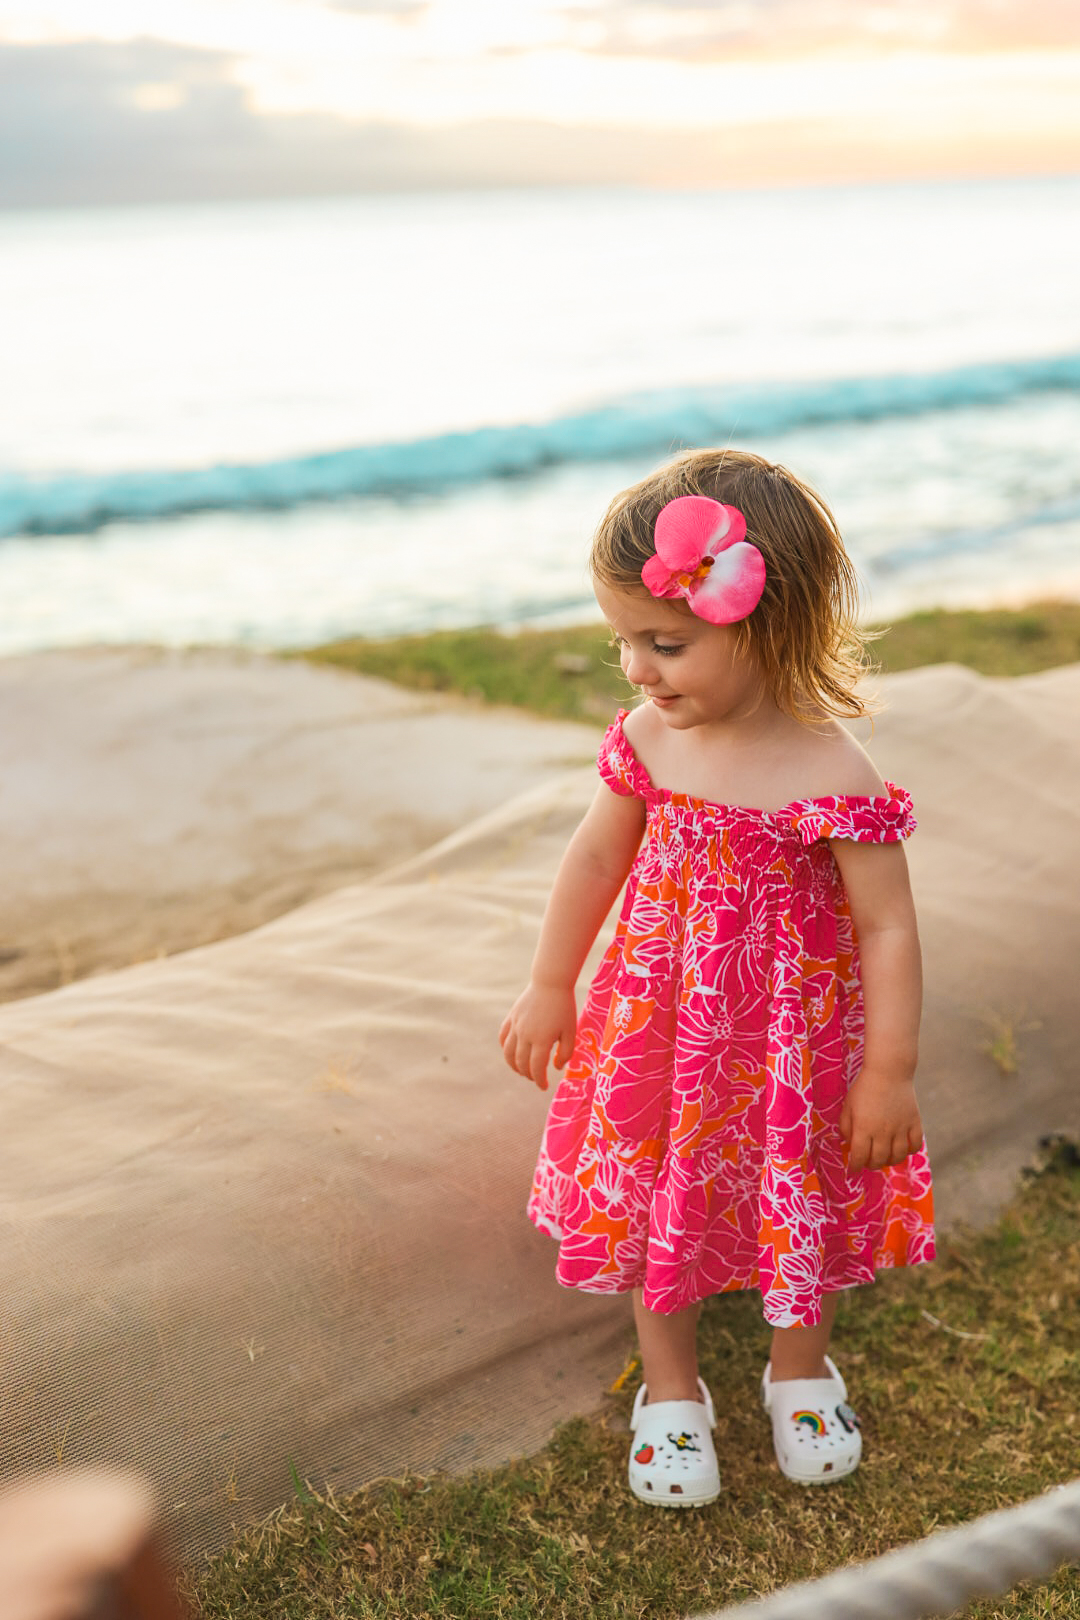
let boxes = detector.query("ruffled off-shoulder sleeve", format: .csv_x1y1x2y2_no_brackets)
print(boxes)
789,781,917,845
597,708,654,800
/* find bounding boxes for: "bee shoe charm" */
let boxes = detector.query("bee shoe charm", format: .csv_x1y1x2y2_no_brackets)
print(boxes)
628,1377,720,1507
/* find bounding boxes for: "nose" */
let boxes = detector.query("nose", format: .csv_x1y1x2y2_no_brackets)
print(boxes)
622,643,658,689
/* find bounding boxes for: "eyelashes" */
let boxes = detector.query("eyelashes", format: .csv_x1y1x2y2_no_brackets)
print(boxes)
608,634,685,658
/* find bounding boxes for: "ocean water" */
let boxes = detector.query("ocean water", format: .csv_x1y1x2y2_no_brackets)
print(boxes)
2,177,1079,654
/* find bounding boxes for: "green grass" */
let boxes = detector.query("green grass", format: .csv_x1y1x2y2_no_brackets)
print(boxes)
185,1139,1080,1620
295,622,629,723
296,599,1080,724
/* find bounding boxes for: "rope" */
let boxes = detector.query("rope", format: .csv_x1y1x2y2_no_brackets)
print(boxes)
692,1479,1080,1620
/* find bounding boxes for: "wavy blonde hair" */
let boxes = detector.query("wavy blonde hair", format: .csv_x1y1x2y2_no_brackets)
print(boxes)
591,448,881,727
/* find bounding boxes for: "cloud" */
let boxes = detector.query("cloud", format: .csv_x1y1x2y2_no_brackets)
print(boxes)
552,0,1080,60
0,40,416,206
1,34,1077,209
0,41,259,206
318,1,429,12
0,39,672,205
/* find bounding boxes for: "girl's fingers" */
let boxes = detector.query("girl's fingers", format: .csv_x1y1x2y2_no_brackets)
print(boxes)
872,1131,912,1168
498,1014,511,1046
858,1132,882,1170
500,1024,559,1089
530,1043,550,1088
846,1111,926,1171
860,1126,924,1168
888,1127,923,1164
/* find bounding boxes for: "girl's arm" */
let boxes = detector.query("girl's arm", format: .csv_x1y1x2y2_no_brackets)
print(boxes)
500,782,646,1091
829,837,925,1170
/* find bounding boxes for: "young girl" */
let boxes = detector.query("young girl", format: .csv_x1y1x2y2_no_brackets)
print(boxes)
499,449,934,1508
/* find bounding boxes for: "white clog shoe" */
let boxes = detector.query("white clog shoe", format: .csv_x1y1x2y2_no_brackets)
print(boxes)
761,1354,862,1484
628,1377,720,1507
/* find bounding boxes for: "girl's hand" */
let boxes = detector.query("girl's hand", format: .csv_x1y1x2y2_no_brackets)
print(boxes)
499,982,577,1092
839,1067,924,1171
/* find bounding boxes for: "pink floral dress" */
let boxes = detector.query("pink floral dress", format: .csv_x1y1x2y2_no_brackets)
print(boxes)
527,709,935,1327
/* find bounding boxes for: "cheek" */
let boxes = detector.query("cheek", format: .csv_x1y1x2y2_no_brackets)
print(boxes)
683,651,724,695
697,641,733,678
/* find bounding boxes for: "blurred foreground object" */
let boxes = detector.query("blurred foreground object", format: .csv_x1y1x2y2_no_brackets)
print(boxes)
0,1470,186,1620
694,1478,1080,1620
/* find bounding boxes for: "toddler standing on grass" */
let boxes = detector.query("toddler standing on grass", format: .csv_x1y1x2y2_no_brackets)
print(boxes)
500,449,934,1507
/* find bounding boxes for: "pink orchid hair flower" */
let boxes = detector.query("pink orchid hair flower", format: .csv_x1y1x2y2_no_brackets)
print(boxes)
641,495,766,625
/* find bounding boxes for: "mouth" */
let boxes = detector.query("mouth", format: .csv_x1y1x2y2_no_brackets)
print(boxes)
648,693,680,708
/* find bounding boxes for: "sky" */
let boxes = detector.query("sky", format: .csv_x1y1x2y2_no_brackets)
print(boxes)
2,0,1079,205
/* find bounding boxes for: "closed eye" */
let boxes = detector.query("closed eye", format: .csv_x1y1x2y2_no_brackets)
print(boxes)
607,634,685,657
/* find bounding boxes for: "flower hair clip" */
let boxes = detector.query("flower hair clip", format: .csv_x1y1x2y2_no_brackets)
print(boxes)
641,496,766,625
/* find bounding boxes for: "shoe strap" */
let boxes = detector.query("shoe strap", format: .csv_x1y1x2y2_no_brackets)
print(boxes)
632,1396,716,1441
631,1378,717,1432
630,1382,649,1430
763,1354,847,1413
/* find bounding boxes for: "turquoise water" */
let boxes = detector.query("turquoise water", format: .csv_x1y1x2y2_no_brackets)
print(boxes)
2,177,1079,651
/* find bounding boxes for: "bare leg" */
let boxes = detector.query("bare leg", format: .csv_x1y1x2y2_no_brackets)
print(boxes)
769,1290,840,1381
632,1288,703,1403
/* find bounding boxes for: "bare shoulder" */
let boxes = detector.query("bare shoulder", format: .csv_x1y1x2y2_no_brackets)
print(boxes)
620,699,663,756
797,718,890,800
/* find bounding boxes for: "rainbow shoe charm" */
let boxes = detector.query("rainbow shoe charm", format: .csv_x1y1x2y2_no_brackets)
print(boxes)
760,1356,862,1484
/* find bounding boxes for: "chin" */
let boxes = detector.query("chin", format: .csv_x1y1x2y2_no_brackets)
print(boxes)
654,705,698,729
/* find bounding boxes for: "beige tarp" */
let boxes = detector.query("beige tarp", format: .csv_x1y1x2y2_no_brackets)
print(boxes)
1,652,1078,1563
0,647,598,1003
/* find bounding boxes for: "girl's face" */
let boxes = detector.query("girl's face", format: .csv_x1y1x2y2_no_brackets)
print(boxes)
594,578,769,731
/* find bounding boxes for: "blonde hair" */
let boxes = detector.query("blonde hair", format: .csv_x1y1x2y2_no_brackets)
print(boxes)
591,448,880,727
